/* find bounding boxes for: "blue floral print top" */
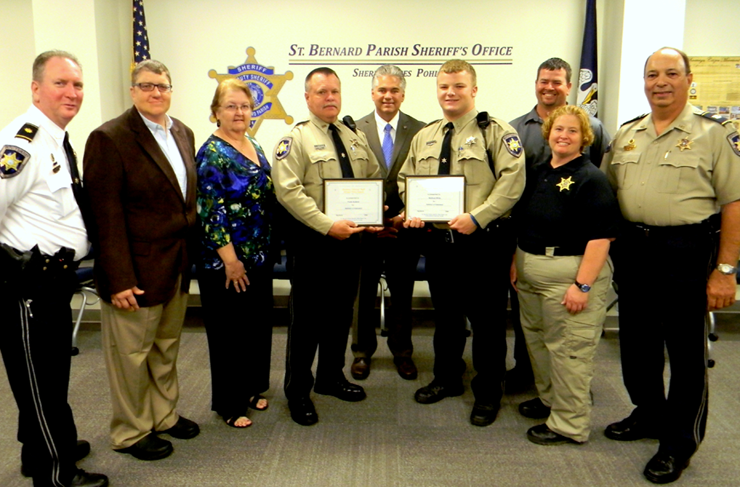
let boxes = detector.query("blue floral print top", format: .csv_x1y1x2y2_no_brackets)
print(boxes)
196,134,274,270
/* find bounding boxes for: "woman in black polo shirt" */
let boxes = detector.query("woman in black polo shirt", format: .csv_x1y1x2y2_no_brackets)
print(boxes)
511,105,620,445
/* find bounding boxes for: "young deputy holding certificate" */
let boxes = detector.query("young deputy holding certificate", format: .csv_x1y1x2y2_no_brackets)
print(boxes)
397,59,525,427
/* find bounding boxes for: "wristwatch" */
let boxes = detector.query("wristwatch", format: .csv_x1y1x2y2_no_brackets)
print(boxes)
574,280,591,293
716,263,737,275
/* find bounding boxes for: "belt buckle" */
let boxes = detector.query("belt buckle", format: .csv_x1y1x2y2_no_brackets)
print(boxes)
545,247,555,257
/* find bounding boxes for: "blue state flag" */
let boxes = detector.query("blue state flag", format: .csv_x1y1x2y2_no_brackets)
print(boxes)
577,0,599,117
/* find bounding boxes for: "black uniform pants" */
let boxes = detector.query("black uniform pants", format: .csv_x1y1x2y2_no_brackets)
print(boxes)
198,264,273,417
0,267,79,487
613,222,714,459
284,226,362,400
352,230,420,359
424,226,511,403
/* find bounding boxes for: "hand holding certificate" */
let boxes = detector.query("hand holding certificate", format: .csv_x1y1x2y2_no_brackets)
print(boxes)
405,175,466,223
323,179,384,226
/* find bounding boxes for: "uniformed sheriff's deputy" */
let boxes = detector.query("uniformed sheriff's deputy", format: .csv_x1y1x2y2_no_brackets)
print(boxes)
0,51,108,487
398,59,525,427
272,67,382,426
603,47,740,484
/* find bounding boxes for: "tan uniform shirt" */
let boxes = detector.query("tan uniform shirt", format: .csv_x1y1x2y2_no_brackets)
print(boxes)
398,109,525,229
272,112,381,235
604,103,740,226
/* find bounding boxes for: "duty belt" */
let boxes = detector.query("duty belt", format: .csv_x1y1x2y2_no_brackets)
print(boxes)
626,214,719,239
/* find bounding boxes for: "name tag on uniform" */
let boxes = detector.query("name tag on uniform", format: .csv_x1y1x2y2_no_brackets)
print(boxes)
314,144,325,150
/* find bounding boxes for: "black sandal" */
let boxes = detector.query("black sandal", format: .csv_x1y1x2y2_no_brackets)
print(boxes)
248,395,269,411
224,414,251,428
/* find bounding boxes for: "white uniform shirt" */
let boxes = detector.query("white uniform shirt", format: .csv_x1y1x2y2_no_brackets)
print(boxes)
0,105,89,260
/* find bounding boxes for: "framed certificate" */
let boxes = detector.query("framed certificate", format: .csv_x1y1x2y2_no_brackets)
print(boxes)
405,175,466,222
323,178,384,226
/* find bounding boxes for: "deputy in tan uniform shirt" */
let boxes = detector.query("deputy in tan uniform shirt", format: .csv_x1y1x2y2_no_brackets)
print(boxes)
397,59,525,427
603,47,740,485
272,67,381,427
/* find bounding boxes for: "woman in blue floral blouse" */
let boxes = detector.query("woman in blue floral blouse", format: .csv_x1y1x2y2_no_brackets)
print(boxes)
196,78,275,428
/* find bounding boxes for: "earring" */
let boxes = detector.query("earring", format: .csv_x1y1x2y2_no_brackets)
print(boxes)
216,119,221,127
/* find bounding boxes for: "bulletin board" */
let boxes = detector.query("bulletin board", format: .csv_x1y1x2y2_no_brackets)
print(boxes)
688,57,740,120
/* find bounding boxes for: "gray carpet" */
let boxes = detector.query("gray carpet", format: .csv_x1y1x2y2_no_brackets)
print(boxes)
2,315,740,487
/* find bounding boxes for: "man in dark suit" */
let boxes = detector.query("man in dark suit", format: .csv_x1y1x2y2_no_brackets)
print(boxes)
83,60,199,461
350,65,425,381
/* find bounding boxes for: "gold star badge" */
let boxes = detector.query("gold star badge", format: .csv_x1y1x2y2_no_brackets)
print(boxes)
676,137,693,151
556,176,574,192
624,139,636,151
1,151,22,171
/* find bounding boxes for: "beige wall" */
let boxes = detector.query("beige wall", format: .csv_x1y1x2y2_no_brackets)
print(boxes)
1,0,738,158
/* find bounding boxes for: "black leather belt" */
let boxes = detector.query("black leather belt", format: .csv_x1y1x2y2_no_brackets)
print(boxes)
518,242,585,257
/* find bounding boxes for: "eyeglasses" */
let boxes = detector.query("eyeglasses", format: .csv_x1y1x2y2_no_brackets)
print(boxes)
133,83,173,93
221,104,252,112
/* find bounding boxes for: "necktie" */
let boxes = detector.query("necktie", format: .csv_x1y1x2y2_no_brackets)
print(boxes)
328,123,355,178
63,132,92,228
438,122,454,175
382,123,394,168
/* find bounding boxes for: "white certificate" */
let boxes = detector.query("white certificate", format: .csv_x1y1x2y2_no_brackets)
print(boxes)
405,175,466,222
323,178,384,226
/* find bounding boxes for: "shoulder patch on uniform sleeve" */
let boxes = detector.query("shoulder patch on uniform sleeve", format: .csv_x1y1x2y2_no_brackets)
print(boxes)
605,142,612,154
14,123,38,142
728,132,740,157
275,137,293,160
620,113,649,127
503,134,523,158
0,145,31,179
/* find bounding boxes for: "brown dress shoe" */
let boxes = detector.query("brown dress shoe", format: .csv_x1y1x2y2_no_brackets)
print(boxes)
394,357,418,380
350,357,370,380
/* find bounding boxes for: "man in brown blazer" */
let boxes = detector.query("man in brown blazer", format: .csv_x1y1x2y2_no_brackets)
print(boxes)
83,60,199,461
350,65,425,381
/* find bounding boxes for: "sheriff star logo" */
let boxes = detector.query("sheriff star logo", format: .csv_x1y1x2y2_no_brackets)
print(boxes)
556,176,574,192
208,47,293,137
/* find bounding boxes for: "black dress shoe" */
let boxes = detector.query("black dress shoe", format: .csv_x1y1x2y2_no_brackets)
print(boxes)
394,357,418,380
518,397,551,419
159,416,200,439
644,451,690,484
115,434,173,461
605,409,660,441
21,440,91,477
70,469,109,487
470,401,499,426
289,397,319,426
526,423,580,446
350,358,371,380
314,380,366,402
414,380,464,404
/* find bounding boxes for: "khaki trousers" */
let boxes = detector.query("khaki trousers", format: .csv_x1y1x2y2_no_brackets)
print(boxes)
100,279,188,449
515,249,612,442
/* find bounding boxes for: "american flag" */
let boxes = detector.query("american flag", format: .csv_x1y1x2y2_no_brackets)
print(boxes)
133,0,150,65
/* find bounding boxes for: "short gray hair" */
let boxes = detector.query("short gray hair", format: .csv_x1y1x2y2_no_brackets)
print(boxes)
33,50,81,82
372,65,406,91
131,59,172,85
